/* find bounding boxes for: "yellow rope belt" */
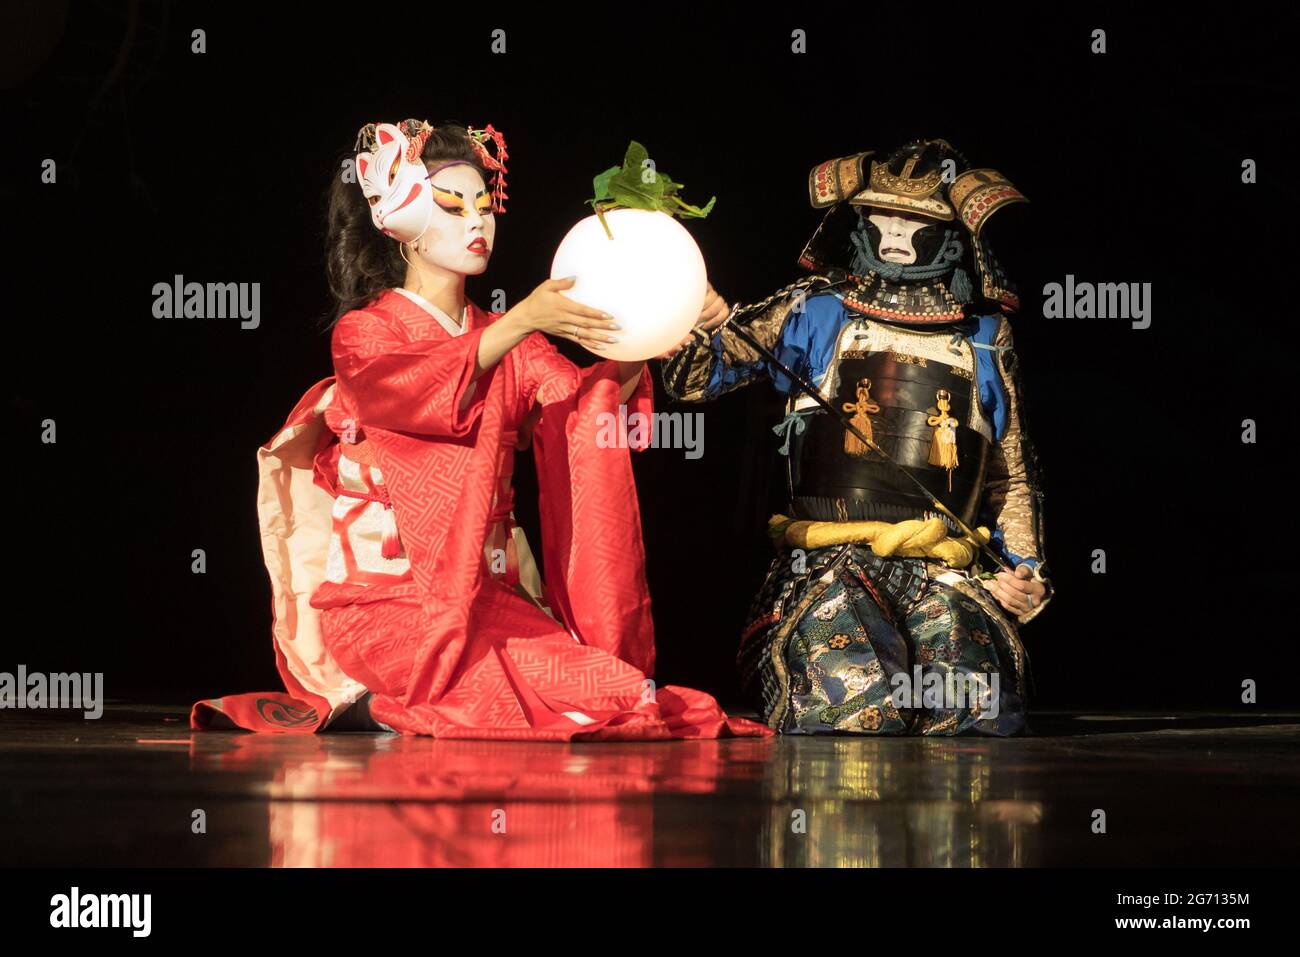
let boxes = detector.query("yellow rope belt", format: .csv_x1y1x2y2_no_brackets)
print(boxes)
769,514,991,569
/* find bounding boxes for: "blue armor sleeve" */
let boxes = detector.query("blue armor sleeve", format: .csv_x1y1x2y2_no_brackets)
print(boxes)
970,314,1010,441
767,294,846,397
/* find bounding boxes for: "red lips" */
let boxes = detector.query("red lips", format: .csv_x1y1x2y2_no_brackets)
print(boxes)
466,238,488,254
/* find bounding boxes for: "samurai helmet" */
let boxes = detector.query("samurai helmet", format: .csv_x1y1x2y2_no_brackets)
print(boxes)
800,138,1028,313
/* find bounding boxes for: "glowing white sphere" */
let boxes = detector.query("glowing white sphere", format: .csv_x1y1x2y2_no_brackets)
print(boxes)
550,208,707,361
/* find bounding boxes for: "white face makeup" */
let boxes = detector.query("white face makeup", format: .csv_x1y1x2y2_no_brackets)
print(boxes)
867,211,932,264
409,163,495,277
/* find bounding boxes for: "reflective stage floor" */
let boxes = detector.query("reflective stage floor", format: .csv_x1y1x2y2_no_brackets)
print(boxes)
1,706,1296,867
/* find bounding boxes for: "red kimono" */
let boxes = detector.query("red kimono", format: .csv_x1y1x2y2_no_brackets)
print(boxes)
192,288,768,740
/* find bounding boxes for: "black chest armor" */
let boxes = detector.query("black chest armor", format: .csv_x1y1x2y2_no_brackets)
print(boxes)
788,349,990,528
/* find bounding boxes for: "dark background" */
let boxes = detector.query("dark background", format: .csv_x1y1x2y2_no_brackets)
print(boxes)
3,3,1296,711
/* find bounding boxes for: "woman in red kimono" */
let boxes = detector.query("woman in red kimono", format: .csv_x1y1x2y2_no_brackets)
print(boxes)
191,119,767,740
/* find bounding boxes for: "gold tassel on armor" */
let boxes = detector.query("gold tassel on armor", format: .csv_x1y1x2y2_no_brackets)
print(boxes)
841,378,880,457
926,389,959,491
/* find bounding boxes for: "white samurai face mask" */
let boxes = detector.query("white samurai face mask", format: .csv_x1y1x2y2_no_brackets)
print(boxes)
866,210,933,264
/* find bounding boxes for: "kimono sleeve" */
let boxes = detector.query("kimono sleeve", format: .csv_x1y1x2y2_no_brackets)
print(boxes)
516,332,653,424
515,331,583,407
524,331,656,673
330,305,490,437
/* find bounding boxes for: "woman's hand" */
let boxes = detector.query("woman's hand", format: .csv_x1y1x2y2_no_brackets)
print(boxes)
504,277,621,347
471,278,621,394
658,283,730,358
987,564,1048,618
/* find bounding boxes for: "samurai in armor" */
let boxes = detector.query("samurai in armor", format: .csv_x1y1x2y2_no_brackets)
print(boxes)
663,139,1050,735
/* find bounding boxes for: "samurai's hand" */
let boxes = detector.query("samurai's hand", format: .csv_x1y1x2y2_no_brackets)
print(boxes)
658,283,729,358
697,283,731,331
987,563,1047,618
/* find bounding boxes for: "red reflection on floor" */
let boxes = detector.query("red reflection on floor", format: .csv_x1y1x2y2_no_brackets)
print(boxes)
202,733,775,867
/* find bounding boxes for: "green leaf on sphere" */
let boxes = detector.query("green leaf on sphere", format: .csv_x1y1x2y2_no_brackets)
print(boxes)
674,194,717,219
622,141,650,174
592,165,621,204
586,140,715,220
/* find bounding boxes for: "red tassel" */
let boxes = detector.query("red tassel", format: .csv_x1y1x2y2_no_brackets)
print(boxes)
469,124,509,213
380,505,401,559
